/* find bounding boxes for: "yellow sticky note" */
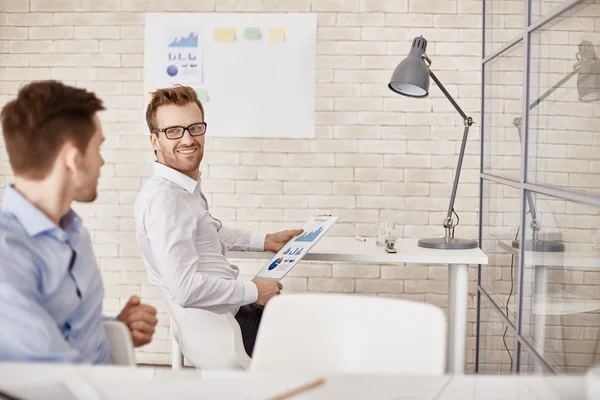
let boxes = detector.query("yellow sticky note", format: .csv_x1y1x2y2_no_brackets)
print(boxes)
145,88,157,104
269,27,285,43
214,28,236,42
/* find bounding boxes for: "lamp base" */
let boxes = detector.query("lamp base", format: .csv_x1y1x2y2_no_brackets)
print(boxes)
418,237,478,250
511,239,565,252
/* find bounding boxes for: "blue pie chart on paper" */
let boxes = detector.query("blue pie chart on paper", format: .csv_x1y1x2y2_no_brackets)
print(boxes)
268,257,283,270
166,65,178,77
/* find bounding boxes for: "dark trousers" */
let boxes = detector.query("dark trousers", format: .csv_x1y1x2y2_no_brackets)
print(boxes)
234,304,264,357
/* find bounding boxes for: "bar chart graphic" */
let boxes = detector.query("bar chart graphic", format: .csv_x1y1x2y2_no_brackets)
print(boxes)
282,247,303,256
169,32,199,48
294,226,324,242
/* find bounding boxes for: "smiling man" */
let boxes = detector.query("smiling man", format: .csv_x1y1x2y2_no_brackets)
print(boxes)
135,86,301,357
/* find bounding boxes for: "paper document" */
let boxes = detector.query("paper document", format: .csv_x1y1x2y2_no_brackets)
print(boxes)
254,215,338,281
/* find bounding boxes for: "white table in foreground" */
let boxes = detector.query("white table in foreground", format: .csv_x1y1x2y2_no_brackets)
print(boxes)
0,363,586,400
230,237,488,374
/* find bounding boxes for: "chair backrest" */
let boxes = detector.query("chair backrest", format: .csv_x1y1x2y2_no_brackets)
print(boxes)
159,286,250,370
103,320,136,366
250,293,446,375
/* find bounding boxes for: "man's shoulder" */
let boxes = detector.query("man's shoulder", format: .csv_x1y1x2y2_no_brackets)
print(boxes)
0,208,29,243
137,176,175,203
0,211,40,277
135,177,189,216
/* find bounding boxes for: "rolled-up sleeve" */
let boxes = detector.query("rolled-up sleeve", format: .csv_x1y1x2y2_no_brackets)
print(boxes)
144,191,257,312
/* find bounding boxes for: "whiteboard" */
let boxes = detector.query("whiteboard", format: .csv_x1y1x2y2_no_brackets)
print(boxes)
144,13,316,138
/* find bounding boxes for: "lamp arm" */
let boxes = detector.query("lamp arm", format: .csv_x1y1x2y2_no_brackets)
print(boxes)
512,120,538,224
429,70,468,121
529,68,579,110
512,64,579,238
444,124,470,238
426,70,473,238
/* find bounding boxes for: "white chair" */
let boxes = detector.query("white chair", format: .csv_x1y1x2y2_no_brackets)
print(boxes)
250,293,446,375
103,320,136,366
160,286,251,370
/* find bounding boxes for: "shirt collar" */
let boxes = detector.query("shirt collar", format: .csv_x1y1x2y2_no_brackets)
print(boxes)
1,185,82,237
153,162,199,194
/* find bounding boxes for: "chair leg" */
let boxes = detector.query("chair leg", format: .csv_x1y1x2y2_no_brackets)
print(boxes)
172,336,184,370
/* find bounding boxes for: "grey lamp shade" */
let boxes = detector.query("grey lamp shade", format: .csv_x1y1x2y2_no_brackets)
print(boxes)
577,39,600,102
388,36,430,98
578,58,600,102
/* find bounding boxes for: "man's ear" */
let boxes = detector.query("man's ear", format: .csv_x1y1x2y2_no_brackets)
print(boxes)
149,134,161,152
62,141,81,173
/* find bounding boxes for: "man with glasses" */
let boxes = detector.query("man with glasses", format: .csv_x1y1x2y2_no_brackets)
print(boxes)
0,80,157,363
135,86,302,357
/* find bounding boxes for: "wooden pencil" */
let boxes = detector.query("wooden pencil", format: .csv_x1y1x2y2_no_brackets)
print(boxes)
268,378,326,400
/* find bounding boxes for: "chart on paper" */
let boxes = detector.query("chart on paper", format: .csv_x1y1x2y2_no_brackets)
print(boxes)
254,215,338,281
164,27,203,85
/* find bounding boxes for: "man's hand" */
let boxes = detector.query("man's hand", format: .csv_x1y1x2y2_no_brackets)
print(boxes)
254,279,283,306
264,229,303,253
117,296,158,347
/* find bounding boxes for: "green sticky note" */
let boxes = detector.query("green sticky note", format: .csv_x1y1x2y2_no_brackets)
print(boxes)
195,88,209,103
244,27,261,40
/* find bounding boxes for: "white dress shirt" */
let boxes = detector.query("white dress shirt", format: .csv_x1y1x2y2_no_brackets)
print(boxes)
135,162,266,314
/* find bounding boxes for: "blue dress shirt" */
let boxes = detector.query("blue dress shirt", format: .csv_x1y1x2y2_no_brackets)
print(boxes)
0,186,111,363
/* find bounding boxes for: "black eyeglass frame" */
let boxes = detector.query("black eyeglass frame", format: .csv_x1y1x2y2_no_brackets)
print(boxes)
151,122,207,140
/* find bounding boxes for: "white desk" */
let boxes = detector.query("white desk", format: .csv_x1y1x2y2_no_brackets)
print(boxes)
0,363,587,400
230,237,488,374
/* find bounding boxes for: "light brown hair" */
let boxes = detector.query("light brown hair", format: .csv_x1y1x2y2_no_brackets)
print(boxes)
1,80,105,180
145,86,205,133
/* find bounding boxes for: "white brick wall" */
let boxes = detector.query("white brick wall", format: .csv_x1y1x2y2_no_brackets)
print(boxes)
0,0,492,370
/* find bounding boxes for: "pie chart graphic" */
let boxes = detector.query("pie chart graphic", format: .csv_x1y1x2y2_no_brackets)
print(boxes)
268,257,283,270
166,64,178,77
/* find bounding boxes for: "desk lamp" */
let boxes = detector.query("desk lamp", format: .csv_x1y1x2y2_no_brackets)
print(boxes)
388,36,478,250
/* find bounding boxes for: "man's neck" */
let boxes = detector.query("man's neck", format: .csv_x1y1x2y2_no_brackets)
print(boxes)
157,160,199,181
183,168,199,181
13,177,72,227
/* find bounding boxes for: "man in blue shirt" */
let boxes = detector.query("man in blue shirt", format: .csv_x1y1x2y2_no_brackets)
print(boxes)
0,80,158,363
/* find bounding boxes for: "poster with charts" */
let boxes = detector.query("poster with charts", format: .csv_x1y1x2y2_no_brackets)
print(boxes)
254,215,339,281
161,25,203,86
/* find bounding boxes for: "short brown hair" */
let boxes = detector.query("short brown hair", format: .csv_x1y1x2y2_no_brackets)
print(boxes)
145,86,204,133
1,80,105,179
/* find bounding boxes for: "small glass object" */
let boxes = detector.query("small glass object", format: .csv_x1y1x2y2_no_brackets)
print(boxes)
376,220,395,246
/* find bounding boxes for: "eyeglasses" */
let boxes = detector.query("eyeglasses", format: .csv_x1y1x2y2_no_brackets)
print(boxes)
152,122,207,140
